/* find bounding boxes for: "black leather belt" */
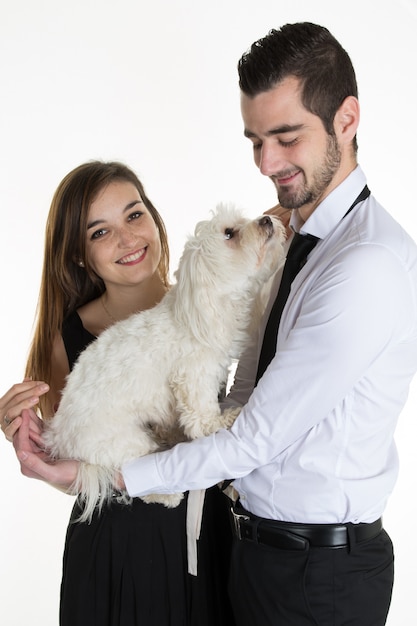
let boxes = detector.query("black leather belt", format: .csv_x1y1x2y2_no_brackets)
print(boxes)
230,506,383,550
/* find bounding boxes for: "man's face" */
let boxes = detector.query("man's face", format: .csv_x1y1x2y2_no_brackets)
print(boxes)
241,76,342,220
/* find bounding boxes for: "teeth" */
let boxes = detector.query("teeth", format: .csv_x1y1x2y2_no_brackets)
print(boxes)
118,249,144,264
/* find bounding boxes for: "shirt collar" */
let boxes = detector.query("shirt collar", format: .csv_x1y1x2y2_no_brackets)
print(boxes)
289,165,367,239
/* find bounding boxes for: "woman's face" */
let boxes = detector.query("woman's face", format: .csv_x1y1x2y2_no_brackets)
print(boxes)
85,180,162,290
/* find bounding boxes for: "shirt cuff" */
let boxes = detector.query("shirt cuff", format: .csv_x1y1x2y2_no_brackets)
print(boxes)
122,453,168,498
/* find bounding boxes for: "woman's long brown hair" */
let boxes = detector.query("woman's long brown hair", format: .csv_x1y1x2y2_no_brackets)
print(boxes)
25,161,170,416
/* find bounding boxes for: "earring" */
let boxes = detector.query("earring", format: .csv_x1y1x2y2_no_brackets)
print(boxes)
78,260,84,267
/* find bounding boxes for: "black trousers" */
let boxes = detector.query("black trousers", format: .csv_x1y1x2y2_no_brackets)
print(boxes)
228,528,394,625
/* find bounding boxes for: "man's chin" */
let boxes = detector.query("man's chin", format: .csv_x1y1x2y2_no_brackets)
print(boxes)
273,181,308,210
277,192,312,211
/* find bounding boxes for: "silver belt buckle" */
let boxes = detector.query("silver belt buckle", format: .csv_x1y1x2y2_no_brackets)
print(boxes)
231,507,250,540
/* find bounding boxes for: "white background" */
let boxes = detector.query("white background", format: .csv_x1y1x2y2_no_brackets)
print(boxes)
1,1,416,624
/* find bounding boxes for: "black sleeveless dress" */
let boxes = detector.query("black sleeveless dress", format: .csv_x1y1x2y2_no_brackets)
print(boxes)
59,311,235,626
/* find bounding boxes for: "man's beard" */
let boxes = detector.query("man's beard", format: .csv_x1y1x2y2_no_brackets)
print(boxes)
274,134,342,210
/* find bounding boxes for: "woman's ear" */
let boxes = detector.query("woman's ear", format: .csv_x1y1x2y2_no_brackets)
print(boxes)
334,95,360,145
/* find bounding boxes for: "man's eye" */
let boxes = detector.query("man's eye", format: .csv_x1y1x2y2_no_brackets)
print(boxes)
279,138,298,147
224,228,234,240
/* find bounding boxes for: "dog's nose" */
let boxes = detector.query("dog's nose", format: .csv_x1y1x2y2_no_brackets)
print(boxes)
258,215,272,227
258,215,275,239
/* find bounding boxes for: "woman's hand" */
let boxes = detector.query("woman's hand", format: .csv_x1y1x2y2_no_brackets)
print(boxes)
14,409,79,493
0,379,49,441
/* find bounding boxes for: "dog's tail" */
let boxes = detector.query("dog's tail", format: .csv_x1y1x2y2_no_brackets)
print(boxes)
72,463,131,524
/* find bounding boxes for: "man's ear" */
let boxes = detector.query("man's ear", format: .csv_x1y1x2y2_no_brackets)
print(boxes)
334,95,360,145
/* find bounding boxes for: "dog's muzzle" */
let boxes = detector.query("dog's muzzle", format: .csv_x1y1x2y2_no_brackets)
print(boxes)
258,215,275,239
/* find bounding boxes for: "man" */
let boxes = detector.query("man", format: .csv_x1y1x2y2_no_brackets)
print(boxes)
15,23,417,625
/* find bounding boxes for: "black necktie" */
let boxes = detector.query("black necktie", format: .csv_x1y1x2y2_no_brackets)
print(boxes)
255,185,370,384
255,232,319,383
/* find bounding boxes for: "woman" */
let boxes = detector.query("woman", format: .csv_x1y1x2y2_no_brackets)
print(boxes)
0,161,234,626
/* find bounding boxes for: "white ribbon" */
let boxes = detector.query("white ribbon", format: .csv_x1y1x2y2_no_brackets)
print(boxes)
186,488,206,576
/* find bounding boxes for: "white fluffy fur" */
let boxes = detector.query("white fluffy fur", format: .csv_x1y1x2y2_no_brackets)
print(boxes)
44,205,286,522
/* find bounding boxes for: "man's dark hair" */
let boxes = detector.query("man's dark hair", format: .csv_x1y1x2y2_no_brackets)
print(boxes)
238,23,358,150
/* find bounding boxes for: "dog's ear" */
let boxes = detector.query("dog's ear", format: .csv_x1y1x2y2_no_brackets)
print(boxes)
173,235,219,346
193,217,211,237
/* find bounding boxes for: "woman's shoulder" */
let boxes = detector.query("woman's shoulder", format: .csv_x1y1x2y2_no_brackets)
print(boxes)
63,310,96,340
63,309,87,333
76,298,109,338
62,309,97,370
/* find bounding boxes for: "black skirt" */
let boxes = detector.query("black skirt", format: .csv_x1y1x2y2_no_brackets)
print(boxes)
60,489,235,626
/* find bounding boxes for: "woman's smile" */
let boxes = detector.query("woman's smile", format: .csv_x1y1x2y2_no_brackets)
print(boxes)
116,247,147,265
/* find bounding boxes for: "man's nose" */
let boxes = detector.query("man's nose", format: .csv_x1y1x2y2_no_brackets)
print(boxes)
257,143,286,177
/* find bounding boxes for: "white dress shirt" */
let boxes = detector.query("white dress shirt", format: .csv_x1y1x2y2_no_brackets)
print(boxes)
123,166,417,524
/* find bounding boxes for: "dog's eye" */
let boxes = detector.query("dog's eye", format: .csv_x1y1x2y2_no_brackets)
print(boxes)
224,228,234,240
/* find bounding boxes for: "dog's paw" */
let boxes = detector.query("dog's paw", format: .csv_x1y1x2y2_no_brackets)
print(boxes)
187,406,241,438
220,406,241,429
141,492,184,508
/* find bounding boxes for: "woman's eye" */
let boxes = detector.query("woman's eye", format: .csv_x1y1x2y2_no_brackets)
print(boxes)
128,211,143,222
224,228,234,240
91,228,107,240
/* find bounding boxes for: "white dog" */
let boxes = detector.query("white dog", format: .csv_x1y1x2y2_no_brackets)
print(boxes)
44,205,285,523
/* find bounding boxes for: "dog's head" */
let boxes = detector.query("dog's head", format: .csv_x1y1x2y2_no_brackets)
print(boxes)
176,203,286,292
172,205,286,344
